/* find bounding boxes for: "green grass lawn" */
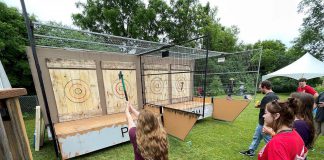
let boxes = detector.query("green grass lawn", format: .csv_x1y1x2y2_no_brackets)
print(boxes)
24,93,324,159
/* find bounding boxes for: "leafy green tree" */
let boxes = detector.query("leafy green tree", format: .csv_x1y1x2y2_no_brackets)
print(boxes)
252,40,287,75
203,23,239,52
0,2,34,93
208,75,225,96
72,0,170,42
293,0,323,60
167,0,216,44
72,0,228,48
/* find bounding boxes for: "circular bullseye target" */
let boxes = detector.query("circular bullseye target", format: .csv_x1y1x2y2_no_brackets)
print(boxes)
64,79,91,103
150,77,164,94
175,76,186,92
112,79,131,99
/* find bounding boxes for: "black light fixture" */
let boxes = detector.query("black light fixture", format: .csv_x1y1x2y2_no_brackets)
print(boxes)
162,50,169,58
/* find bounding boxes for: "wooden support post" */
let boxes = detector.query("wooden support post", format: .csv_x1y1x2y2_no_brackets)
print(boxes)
35,105,45,151
0,111,13,160
0,88,33,160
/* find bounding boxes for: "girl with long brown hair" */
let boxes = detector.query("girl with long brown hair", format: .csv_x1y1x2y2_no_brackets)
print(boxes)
258,99,308,160
125,102,168,160
290,92,315,149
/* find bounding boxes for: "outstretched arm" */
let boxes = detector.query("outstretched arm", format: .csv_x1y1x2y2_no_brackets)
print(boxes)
125,104,136,129
127,101,140,117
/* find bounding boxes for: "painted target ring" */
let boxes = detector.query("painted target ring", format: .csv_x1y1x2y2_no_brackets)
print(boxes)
112,79,131,99
150,77,164,94
175,76,186,92
64,79,91,103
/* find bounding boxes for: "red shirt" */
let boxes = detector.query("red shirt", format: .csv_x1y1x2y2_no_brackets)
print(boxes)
258,130,307,160
297,85,317,95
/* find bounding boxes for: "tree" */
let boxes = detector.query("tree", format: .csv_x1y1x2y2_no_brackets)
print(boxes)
293,0,324,60
203,23,239,52
72,0,170,42
0,2,34,93
72,0,224,47
252,40,287,75
166,0,216,44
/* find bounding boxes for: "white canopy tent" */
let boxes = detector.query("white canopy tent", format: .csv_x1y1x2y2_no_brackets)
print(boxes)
262,53,324,81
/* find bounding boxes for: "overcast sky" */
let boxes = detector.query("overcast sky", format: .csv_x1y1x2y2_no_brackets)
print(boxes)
3,0,304,47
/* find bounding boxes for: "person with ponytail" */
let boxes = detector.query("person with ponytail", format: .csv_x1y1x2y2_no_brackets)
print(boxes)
258,99,308,160
290,92,315,149
125,102,168,160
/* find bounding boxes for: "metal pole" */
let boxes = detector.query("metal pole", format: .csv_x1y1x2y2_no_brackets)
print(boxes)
202,34,210,118
254,48,263,101
19,0,60,158
139,56,146,107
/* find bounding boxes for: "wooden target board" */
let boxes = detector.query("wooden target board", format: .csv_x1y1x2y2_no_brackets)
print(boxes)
47,60,101,122
103,70,138,114
171,72,190,101
144,70,169,105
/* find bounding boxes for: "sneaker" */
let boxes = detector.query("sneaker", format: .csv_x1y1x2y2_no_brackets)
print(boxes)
239,149,255,157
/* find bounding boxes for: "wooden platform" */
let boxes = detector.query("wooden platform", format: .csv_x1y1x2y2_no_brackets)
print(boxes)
165,101,205,110
54,113,134,159
165,100,213,119
54,113,127,137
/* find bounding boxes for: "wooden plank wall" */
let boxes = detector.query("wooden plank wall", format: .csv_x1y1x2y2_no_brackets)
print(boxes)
171,64,191,103
46,58,140,121
47,60,101,122
103,69,138,114
27,47,143,123
144,70,169,105
171,72,190,102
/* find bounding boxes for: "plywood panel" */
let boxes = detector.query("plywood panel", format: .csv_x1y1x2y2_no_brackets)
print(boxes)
101,61,136,70
103,70,138,114
212,98,250,122
54,113,128,137
171,72,190,101
163,107,198,140
144,64,169,70
171,65,190,71
47,59,96,69
49,69,101,122
144,70,169,105
144,104,161,116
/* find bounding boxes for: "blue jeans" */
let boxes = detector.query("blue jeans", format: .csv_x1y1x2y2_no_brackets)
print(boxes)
249,124,271,151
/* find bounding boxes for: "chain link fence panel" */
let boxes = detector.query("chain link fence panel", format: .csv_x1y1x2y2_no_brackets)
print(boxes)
19,95,39,119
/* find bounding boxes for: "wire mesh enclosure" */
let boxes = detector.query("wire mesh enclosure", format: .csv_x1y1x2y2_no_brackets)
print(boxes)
203,49,262,99
139,45,262,118
32,22,262,111
139,41,212,106
33,22,166,54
